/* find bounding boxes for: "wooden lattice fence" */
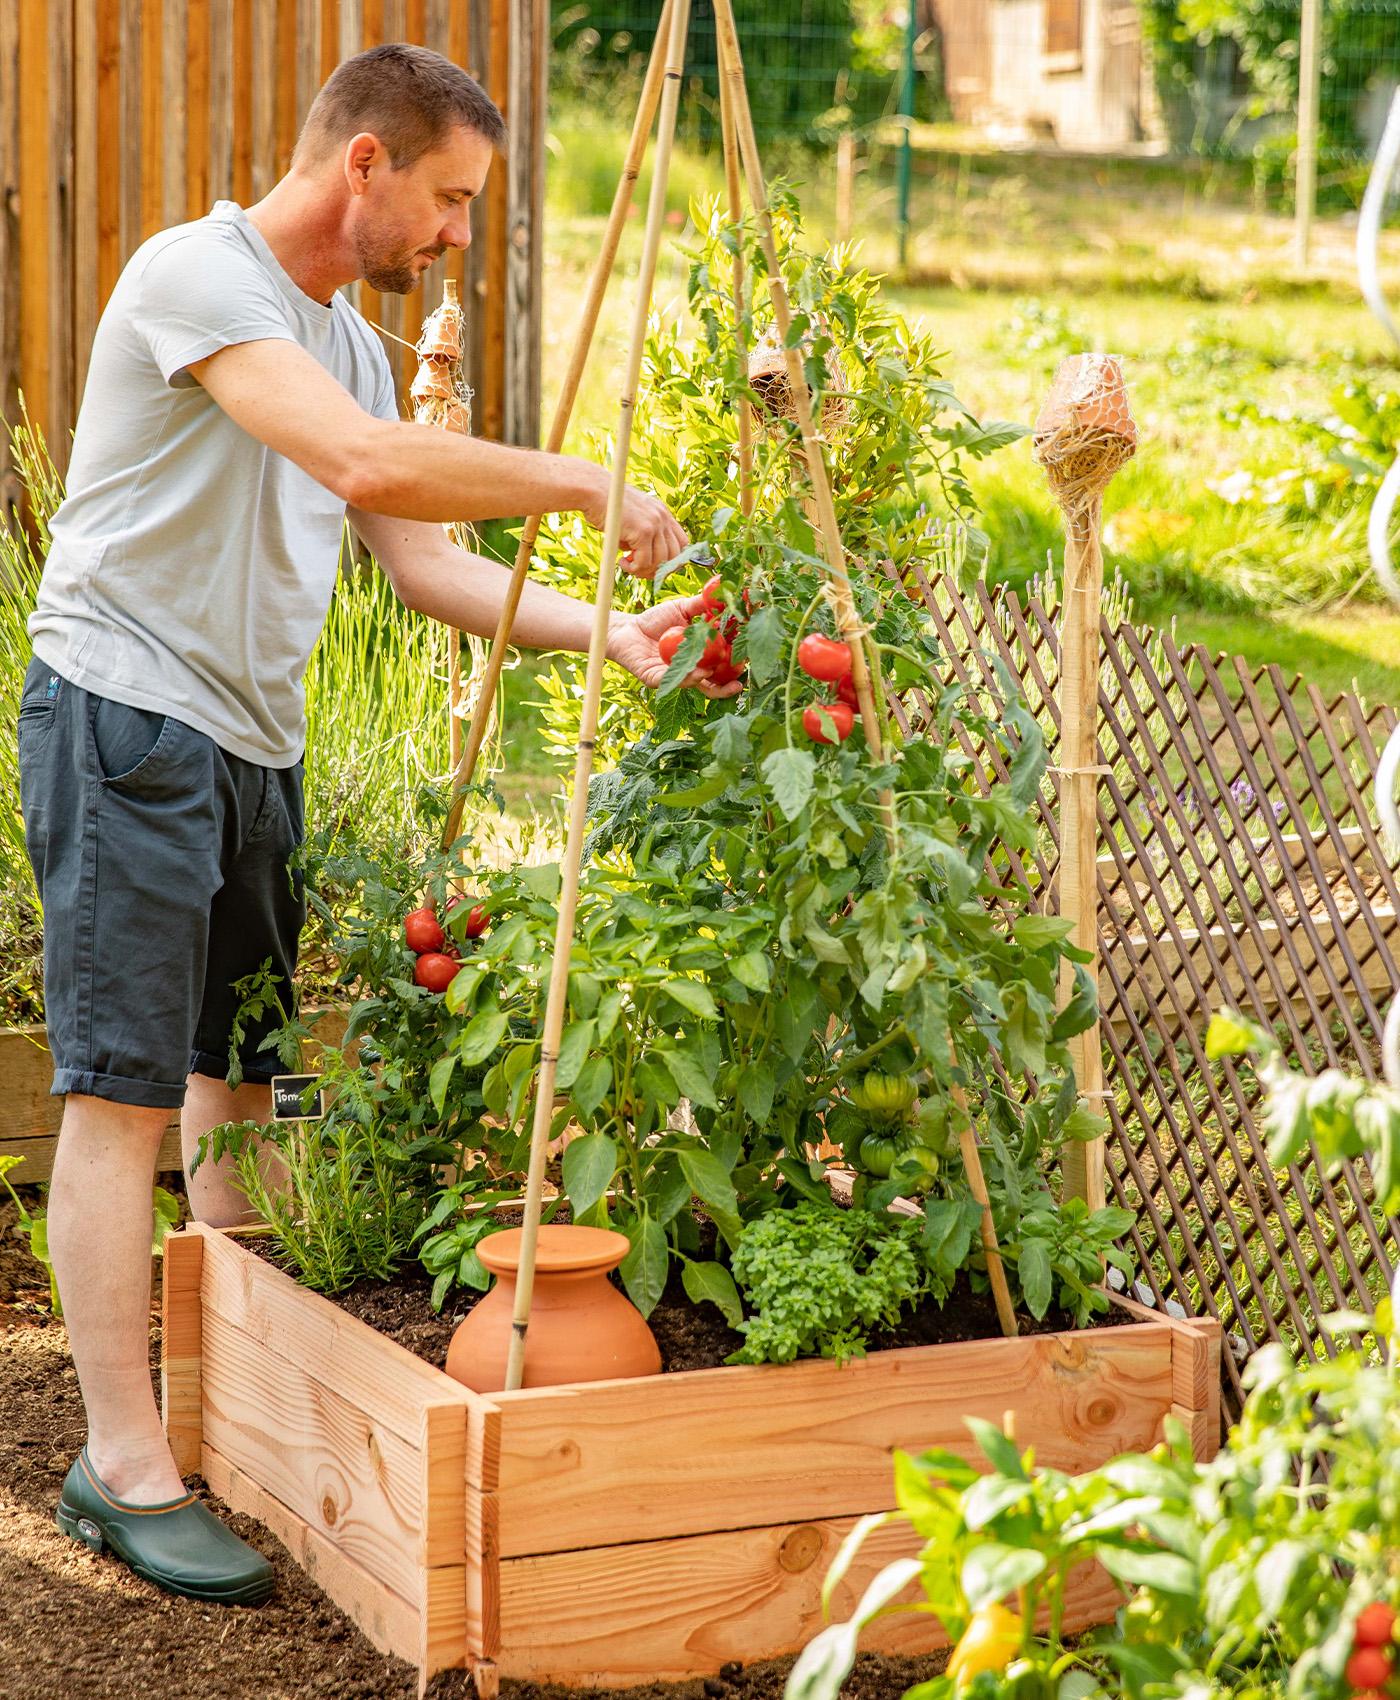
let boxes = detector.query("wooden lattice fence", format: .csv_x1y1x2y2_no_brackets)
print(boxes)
902,570,1400,1423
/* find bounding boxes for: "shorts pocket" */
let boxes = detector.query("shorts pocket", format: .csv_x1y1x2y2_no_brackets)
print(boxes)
91,696,184,797
16,660,62,751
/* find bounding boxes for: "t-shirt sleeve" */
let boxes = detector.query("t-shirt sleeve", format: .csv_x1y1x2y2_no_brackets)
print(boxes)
133,235,298,389
368,335,400,422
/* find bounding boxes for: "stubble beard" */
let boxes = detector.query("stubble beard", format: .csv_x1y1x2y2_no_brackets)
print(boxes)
355,229,443,296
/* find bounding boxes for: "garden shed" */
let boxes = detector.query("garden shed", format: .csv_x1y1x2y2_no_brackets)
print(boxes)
0,0,548,516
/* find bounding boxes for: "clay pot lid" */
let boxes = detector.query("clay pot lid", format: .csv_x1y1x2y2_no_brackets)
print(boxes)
479,1224,631,1276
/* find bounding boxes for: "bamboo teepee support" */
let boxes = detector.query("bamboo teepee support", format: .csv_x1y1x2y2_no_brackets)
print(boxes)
439,0,678,852
716,43,754,518
712,0,1017,1338
1033,355,1137,1213
503,0,694,1394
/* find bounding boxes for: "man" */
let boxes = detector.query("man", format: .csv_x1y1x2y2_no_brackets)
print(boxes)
19,42,727,1605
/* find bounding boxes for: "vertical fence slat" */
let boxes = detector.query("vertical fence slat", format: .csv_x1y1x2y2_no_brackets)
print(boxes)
276,0,299,175
295,0,320,140
50,0,74,452
356,0,385,336
187,0,211,217
319,0,338,80
74,0,100,400
141,0,164,240
0,0,20,510
208,0,233,203
163,0,188,227
455,0,477,410
478,0,508,440
96,0,121,302
232,0,253,203
378,0,406,376
250,0,277,199
503,0,543,446
18,0,50,443
120,0,142,255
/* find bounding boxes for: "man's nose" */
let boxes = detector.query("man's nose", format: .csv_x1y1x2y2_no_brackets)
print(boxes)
441,213,472,252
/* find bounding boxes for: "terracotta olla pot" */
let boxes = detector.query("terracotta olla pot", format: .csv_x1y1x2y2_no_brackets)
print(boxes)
444,1224,662,1393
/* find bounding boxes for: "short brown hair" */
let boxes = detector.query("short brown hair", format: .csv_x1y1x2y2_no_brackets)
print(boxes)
296,43,506,169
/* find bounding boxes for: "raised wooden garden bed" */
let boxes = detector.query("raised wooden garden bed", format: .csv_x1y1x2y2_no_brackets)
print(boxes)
162,1224,1221,1693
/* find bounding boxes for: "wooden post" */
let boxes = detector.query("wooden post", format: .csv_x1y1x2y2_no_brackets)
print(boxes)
835,129,855,248
717,43,754,519
1295,0,1322,268
440,0,677,848
503,0,694,1393
161,1228,205,1475
1033,356,1137,1214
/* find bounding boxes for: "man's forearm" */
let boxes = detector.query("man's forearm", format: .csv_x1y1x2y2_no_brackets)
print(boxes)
406,538,618,659
356,420,605,525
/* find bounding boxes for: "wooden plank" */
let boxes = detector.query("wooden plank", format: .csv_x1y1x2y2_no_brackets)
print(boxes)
490,1322,1176,1558
502,0,535,446
231,0,252,204
47,0,75,454
207,0,234,205
276,0,300,176
18,0,50,437
120,0,142,257
250,0,277,199
496,1514,1124,1685
0,1008,351,1181
465,1484,500,1658
73,0,100,399
0,0,19,512
160,1228,205,1473
295,0,321,142
194,1225,491,1462
186,0,211,217
202,1443,424,1664
141,0,164,240
319,0,339,80
96,0,122,303
1103,903,1400,1023
163,0,189,226
201,1301,439,1599
478,0,509,440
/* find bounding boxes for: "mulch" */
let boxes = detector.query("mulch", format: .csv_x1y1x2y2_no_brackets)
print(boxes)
0,1194,952,1700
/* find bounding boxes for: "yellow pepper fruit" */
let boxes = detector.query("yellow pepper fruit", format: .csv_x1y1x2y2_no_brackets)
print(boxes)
946,1602,1024,1691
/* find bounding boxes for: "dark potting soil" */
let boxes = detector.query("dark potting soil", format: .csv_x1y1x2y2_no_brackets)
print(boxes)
251,1230,1130,1376
0,1197,949,1700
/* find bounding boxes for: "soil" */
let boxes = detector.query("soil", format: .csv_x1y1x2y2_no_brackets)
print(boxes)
0,1194,950,1700
301,1227,1124,1376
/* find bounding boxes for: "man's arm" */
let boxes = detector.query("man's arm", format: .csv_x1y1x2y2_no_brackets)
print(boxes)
189,338,687,576
349,508,741,699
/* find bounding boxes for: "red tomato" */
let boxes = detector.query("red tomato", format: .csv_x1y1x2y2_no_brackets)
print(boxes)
413,953,459,994
706,658,745,687
658,628,685,666
404,906,445,955
836,674,859,710
1344,1648,1393,1691
700,575,725,618
700,630,732,672
803,701,855,745
797,633,853,682
1354,1603,1399,1648
463,903,489,939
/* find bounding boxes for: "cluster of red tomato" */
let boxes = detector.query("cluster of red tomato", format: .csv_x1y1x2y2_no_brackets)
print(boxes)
403,898,488,994
657,575,747,688
1345,1601,1398,1698
796,631,858,744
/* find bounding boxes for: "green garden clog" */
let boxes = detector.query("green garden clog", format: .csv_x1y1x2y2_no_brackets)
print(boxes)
56,1450,275,1605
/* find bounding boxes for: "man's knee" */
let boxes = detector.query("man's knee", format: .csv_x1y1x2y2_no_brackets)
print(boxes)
58,1092,172,1152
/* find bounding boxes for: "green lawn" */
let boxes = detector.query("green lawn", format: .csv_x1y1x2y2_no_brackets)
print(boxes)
484,123,1400,801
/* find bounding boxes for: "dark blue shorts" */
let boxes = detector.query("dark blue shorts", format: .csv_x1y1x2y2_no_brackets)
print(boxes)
16,655,305,1110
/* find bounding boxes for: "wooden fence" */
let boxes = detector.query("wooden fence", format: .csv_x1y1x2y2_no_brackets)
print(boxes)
0,0,547,514
903,571,1400,1423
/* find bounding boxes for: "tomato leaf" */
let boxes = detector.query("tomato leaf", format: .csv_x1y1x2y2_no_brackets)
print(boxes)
761,746,816,820
458,1011,509,1068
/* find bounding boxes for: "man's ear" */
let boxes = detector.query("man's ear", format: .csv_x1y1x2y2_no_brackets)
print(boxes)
344,132,382,196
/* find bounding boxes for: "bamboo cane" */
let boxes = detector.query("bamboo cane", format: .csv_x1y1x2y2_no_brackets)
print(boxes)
711,0,1018,1339
440,0,678,852
503,0,693,1394
1033,357,1136,1215
717,48,754,519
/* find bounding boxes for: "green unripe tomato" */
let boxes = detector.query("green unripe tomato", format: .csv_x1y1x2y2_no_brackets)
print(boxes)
858,1132,903,1178
849,1071,918,1119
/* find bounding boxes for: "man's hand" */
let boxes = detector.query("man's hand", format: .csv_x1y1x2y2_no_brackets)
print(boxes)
577,466,689,579
608,595,744,700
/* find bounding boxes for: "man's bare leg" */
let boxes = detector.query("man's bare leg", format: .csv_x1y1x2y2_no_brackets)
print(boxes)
46,1094,188,1504
181,1073,282,1227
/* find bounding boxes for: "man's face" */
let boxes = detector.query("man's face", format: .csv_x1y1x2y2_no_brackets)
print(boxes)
350,125,495,295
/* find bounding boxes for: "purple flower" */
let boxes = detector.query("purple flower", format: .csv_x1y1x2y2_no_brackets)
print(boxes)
1230,777,1256,813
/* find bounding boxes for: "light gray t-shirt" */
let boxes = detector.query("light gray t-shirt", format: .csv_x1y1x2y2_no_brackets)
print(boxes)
29,200,399,767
